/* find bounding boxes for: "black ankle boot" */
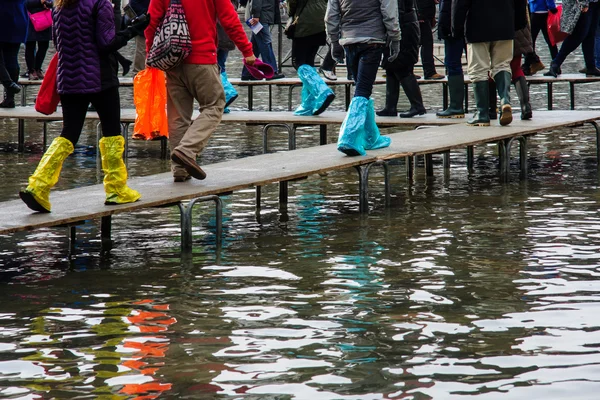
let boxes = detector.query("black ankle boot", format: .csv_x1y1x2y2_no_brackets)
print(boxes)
544,63,560,77
3,81,21,94
0,92,15,108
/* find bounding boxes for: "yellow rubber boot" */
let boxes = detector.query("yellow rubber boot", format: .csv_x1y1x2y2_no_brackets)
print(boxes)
99,136,141,205
19,136,74,213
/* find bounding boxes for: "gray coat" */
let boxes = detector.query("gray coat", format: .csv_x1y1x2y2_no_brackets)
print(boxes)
560,0,587,35
325,0,401,45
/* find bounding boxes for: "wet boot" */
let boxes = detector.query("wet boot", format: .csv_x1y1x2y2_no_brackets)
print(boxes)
514,76,532,120
376,71,399,116
467,81,490,126
488,79,497,120
338,96,369,156
494,71,512,126
364,98,391,150
19,136,74,213
297,65,335,115
436,74,465,118
221,71,238,108
399,75,426,118
0,67,20,108
99,136,141,205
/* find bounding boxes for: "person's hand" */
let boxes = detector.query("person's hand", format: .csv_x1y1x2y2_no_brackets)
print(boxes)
245,54,257,66
431,17,436,28
582,6,589,12
331,42,345,63
124,14,151,38
549,7,558,14
249,17,260,26
388,40,400,62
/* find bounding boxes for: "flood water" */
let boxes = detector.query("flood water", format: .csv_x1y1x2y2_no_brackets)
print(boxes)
2,31,600,399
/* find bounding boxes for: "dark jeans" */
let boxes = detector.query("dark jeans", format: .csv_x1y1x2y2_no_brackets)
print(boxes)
530,12,558,61
291,31,326,69
345,43,384,98
60,86,121,144
242,23,278,78
444,36,465,76
25,41,50,71
217,48,228,72
555,2,600,68
419,19,436,76
0,42,21,84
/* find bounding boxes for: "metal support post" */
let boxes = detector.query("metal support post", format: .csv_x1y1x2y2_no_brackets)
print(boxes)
177,195,223,251
354,161,391,213
467,146,474,172
319,124,327,145
262,123,295,153
547,82,553,110
589,121,600,164
101,215,113,251
570,82,575,110
279,181,288,204
425,154,434,176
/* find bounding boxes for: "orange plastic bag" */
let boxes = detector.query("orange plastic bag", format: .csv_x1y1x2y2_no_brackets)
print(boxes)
133,67,168,140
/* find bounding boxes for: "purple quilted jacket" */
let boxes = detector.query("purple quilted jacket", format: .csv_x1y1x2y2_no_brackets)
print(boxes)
52,0,124,94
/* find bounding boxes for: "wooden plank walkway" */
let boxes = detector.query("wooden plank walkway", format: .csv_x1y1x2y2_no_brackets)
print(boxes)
1,110,598,250
18,73,600,111
0,106,461,155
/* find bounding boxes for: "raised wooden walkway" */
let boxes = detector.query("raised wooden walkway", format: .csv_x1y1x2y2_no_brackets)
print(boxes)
1,110,598,252
18,73,600,111
0,106,460,155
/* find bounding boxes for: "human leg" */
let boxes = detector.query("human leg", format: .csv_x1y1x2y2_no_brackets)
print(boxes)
467,42,492,126
34,41,49,75
24,42,35,77
419,20,441,78
0,42,21,106
133,35,146,74
376,70,400,116
437,37,465,118
490,40,514,126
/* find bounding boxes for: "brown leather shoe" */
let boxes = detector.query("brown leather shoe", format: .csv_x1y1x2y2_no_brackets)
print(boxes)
530,61,545,75
425,73,445,80
171,149,206,180
174,174,191,182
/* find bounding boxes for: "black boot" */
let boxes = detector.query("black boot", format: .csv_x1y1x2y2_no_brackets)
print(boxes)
544,62,560,77
376,71,400,116
514,76,532,120
0,67,20,108
488,79,497,120
399,75,426,118
467,81,490,126
436,74,465,118
494,71,513,126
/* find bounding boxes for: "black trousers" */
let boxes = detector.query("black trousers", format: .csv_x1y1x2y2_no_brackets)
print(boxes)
291,31,326,69
60,86,121,144
0,42,21,84
419,19,436,76
25,41,50,71
530,12,558,61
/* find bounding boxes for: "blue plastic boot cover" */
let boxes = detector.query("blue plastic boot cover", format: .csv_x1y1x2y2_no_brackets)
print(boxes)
364,98,391,150
224,107,230,114
221,72,238,106
294,84,316,116
337,96,369,156
298,64,334,115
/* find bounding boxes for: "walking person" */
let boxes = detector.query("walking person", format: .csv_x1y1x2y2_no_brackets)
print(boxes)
289,0,335,116
377,0,426,118
19,0,148,213
217,0,241,113
145,0,256,182
436,0,465,118
452,0,527,126
511,3,534,120
241,0,285,80
128,0,150,75
544,0,600,77
327,0,400,156
417,0,444,79
522,0,558,75
319,46,338,80
0,0,28,108
22,0,53,80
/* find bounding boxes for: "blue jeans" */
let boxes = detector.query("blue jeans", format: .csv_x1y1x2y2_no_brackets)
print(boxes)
217,48,228,73
595,18,600,68
345,43,384,98
444,37,465,76
242,23,278,78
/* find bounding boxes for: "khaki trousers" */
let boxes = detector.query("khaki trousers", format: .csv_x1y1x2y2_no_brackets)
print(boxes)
467,40,513,82
166,64,225,177
133,35,146,74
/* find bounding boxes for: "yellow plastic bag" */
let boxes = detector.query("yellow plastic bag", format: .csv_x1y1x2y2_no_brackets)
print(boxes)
133,67,169,140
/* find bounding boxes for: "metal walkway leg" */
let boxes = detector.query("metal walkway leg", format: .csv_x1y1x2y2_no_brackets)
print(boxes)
177,195,224,251
262,123,295,153
101,215,113,251
588,121,600,164
354,161,391,213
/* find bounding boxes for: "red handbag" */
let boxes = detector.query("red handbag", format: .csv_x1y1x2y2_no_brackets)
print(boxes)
547,5,569,47
35,53,60,115
28,9,52,32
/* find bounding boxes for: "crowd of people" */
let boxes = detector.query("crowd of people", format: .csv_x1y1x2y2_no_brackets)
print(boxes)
2,0,600,213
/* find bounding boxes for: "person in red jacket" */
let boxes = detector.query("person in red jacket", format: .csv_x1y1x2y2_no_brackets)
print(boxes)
145,0,256,182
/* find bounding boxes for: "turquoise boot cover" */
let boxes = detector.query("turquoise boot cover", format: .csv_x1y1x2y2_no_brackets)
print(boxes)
337,96,369,156
297,65,335,115
364,98,391,150
294,84,316,116
221,72,238,108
